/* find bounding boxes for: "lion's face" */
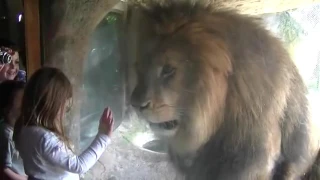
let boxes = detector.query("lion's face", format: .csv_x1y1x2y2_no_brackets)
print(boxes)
131,26,232,154
131,41,195,137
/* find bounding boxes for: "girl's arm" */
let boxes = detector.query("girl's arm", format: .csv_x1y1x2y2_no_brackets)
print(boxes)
39,132,111,174
3,168,27,180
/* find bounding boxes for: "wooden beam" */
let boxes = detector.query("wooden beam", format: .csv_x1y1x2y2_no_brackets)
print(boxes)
211,0,320,15
24,0,41,79
129,0,320,15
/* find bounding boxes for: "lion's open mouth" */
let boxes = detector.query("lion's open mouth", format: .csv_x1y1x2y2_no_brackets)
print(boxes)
149,120,179,130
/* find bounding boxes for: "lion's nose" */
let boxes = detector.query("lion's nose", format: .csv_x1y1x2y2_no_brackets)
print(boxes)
131,99,152,111
130,89,152,111
140,101,152,110
131,83,153,111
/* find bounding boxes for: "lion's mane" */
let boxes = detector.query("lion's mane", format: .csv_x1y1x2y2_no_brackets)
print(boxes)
130,2,320,179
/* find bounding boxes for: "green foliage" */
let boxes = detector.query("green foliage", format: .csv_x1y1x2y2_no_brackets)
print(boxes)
276,11,320,92
307,62,320,91
105,12,121,24
277,12,305,45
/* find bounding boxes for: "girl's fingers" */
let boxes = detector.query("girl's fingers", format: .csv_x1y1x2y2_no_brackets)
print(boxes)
107,108,112,119
108,117,113,125
101,107,114,124
109,111,112,120
105,108,109,116
111,120,114,130
101,108,108,122
107,118,112,125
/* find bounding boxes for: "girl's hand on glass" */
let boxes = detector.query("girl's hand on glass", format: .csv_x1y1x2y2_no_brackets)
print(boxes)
98,107,114,137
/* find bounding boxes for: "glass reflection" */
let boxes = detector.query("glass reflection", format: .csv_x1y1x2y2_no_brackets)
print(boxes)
80,12,124,151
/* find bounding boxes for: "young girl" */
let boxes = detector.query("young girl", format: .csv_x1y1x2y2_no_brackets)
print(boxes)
13,67,114,180
0,80,27,180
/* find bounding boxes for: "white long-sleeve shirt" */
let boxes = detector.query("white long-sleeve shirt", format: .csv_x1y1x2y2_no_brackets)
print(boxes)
18,126,111,180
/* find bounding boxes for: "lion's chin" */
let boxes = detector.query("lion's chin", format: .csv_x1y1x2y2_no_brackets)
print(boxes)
148,120,179,137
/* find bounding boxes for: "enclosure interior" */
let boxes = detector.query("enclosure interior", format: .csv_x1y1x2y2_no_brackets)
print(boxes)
37,2,320,180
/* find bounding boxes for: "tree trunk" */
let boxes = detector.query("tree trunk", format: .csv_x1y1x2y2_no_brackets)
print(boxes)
42,0,120,152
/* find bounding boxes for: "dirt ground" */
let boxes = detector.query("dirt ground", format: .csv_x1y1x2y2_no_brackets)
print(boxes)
83,125,182,180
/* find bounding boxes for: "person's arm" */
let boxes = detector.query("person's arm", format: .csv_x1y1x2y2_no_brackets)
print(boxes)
3,140,27,180
39,132,111,174
3,168,27,180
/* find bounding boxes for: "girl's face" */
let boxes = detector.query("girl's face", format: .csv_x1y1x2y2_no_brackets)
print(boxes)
65,98,72,113
0,52,20,82
7,89,24,126
57,98,73,120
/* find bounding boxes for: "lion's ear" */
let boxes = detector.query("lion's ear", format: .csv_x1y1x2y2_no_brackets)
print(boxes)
226,59,233,77
219,58,233,78
212,40,233,77
196,37,233,78
141,4,191,36
154,18,189,35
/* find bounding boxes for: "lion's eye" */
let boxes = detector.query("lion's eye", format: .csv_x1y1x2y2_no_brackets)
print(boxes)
161,64,176,78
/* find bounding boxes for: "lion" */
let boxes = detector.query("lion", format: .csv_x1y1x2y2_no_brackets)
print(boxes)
129,2,320,179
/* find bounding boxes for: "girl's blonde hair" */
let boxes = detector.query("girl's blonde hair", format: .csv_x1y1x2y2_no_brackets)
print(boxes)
14,67,73,150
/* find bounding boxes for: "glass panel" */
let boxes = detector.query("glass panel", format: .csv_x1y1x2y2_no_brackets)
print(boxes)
263,4,320,110
38,2,320,179
80,11,125,150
